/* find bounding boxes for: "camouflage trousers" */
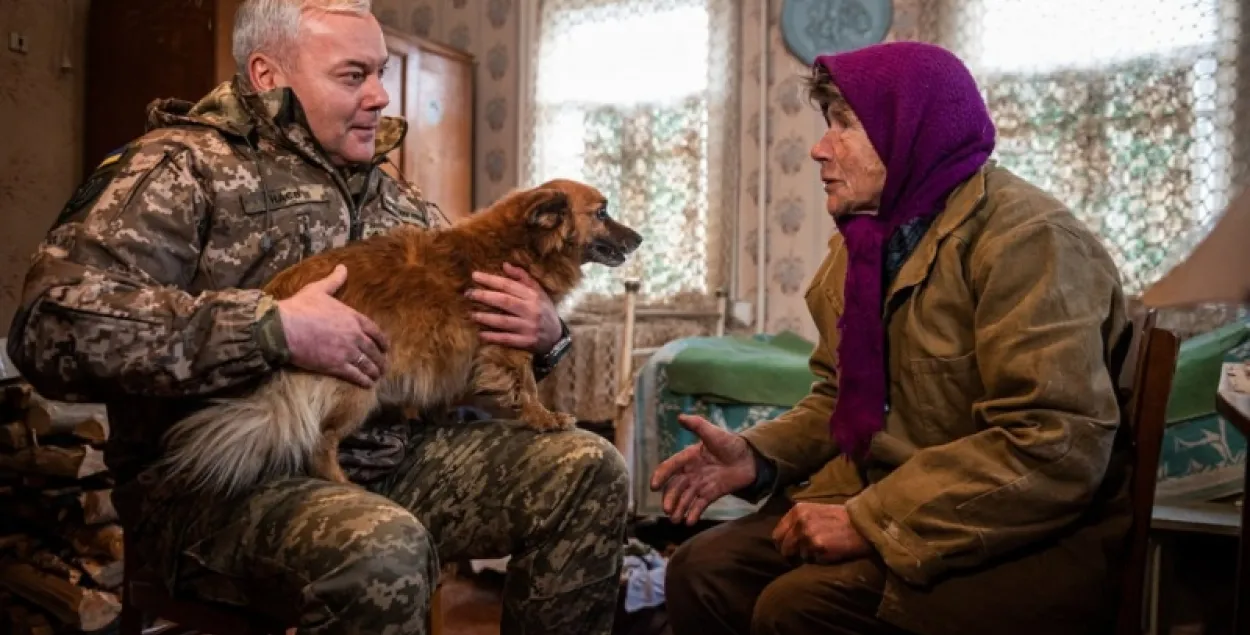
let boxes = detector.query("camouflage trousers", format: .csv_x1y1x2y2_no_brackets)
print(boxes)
121,419,630,635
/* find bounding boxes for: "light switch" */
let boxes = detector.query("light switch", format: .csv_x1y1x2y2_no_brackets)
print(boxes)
8,32,29,54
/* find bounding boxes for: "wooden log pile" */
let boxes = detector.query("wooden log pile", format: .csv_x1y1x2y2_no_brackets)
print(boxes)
0,380,124,634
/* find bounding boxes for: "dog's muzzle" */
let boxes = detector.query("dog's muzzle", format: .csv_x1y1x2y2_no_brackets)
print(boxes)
586,222,643,267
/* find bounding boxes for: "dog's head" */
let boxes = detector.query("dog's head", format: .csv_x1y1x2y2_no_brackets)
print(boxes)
512,179,643,267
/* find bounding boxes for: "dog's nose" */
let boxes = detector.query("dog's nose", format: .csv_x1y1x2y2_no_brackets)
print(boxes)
622,227,643,252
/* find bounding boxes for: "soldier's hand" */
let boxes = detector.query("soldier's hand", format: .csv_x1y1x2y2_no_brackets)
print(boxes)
277,264,390,388
649,414,757,526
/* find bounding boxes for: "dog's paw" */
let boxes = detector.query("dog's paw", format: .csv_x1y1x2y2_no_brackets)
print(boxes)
521,409,578,432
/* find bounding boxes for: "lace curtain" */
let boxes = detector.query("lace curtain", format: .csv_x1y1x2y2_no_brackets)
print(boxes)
520,0,740,421
518,0,739,311
905,0,1244,298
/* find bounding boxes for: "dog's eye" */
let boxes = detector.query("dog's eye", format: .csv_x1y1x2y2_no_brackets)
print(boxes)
596,208,609,220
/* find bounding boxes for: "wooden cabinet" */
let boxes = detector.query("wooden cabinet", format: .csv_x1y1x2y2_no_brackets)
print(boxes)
83,1,475,220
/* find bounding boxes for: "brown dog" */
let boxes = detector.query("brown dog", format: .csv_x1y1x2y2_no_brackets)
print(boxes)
157,179,642,497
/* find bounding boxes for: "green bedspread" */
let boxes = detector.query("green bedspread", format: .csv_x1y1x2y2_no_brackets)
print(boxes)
663,331,819,408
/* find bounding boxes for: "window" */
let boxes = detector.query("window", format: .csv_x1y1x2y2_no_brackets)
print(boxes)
520,0,738,310
940,0,1240,294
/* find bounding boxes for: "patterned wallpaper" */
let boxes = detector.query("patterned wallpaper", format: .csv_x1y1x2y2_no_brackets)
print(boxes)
0,0,88,333
371,0,521,210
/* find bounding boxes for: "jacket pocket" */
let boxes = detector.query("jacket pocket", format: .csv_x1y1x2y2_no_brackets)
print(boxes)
907,352,984,438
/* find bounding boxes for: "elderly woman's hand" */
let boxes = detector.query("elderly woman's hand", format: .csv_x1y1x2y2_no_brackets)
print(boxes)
650,414,757,525
772,502,874,564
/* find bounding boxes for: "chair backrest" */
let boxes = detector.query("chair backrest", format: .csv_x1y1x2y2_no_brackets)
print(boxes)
1114,309,1181,635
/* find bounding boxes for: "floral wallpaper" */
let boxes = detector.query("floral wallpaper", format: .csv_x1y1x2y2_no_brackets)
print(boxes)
371,0,521,209
0,0,88,332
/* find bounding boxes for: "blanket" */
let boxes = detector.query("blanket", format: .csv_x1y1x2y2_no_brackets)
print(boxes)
663,331,818,408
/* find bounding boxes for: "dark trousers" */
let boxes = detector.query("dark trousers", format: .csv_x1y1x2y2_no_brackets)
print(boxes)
665,496,913,635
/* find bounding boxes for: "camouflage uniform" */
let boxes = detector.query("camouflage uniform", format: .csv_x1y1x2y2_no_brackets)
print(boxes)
7,76,628,634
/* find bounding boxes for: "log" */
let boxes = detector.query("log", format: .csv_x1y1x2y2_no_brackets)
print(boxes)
40,488,118,526
0,421,28,450
27,550,82,586
2,383,32,412
66,525,123,563
78,489,117,526
0,445,108,479
4,604,56,635
0,534,40,560
75,556,123,590
24,397,109,444
0,562,120,631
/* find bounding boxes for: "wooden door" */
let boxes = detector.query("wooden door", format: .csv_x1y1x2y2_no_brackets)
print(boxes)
380,31,417,182
379,28,474,222
411,40,475,222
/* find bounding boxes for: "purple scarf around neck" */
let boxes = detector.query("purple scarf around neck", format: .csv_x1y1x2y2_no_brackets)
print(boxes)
818,42,996,460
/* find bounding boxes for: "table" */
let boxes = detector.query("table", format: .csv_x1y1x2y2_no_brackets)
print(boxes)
1213,366,1250,634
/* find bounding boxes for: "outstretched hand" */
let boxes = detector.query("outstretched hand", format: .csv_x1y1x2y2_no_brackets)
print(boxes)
277,264,390,388
649,414,757,525
467,263,563,354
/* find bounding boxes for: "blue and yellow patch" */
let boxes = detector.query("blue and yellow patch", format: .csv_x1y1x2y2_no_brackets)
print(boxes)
95,146,127,170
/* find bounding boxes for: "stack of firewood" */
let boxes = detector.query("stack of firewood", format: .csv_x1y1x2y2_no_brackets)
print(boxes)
0,380,123,634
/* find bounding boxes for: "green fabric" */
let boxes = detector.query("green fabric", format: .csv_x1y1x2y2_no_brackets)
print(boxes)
663,331,819,408
1165,317,1250,424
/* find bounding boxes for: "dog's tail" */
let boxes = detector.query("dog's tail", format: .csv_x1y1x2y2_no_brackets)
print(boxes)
156,372,332,498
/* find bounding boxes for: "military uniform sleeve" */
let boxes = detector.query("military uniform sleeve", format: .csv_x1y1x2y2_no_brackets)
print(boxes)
6,141,285,403
845,217,1122,587
738,249,842,490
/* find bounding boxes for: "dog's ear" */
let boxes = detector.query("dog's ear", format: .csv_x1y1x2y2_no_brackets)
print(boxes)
523,188,570,231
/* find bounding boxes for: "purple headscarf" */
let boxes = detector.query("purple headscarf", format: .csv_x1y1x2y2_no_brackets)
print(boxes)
818,41,996,460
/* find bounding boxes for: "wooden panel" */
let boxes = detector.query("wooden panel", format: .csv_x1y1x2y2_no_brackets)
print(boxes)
84,0,227,174
380,32,415,182
213,0,242,86
411,44,475,221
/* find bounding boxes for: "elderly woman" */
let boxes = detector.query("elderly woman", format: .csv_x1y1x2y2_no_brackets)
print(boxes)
650,41,1132,635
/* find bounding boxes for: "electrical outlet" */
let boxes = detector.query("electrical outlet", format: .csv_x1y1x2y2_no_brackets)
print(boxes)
8,32,29,54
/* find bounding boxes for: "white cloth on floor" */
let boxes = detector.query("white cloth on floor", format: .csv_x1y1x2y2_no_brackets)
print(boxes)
620,541,668,613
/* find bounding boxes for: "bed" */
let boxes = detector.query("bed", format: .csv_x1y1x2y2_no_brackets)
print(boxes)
610,280,819,521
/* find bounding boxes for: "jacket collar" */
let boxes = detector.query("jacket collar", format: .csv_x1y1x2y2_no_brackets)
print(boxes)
885,161,992,299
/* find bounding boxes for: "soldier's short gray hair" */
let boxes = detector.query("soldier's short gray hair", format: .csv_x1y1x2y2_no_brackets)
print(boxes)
232,0,373,77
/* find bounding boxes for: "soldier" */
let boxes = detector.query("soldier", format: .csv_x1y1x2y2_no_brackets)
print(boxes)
6,1,627,634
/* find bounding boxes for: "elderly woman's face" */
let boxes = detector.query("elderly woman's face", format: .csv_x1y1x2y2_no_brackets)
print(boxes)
809,105,886,219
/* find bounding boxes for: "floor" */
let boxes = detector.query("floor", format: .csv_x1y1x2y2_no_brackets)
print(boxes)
438,571,504,635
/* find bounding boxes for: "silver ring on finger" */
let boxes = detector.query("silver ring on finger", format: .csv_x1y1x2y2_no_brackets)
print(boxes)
354,352,366,367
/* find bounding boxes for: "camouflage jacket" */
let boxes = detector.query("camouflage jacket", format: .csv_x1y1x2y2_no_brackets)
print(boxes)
7,76,455,487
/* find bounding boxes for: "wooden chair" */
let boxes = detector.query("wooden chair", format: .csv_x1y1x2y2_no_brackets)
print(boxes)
119,533,445,635
1113,309,1182,635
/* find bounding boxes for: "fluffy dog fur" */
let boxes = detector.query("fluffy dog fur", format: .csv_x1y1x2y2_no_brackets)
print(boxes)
157,179,642,497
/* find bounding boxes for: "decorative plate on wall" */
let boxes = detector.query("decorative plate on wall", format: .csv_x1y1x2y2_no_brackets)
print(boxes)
780,0,893,65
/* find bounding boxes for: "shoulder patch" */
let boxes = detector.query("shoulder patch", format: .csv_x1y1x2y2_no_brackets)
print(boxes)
48,145,134,231
95,145,128,170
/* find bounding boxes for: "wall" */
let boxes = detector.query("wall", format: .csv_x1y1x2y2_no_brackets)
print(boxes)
371,0,521,210
0,0,88,334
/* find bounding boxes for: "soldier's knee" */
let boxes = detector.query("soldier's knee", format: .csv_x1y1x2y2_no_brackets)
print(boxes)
306,509,437,630
563,431,629,509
